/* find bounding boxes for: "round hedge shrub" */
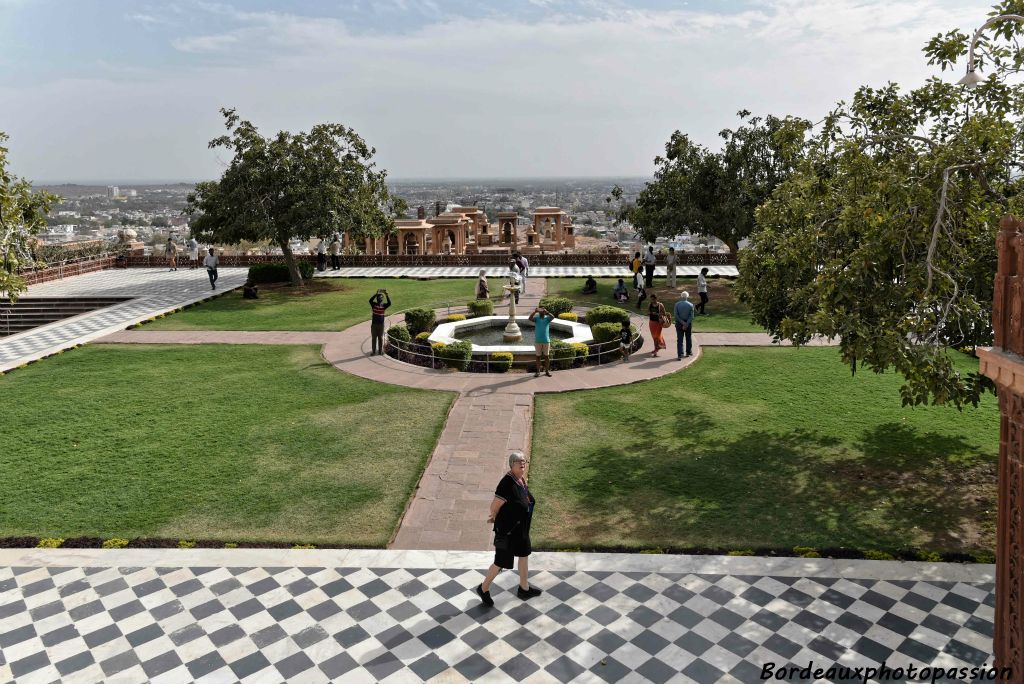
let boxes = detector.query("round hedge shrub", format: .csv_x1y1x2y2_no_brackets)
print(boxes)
387,324,411,344
557,312,578,322
591,322,623,344
436,340,473,370
467,299,494,317
415,331,432,343
551,341,575,370
586,305,631,326
570,342,589,364
538,296,573,317
405,308,436,336
247,260,315,284
444,314,467,323
489,352,513,373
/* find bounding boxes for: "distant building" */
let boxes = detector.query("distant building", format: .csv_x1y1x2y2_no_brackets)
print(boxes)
106,186,120,199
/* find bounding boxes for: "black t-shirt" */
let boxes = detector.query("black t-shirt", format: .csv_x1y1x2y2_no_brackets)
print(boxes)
494,473,534,537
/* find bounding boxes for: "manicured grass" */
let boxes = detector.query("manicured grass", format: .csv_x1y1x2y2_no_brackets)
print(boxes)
530,347,997,554
0,345,454,546
145,278,480,331
545,277,764,332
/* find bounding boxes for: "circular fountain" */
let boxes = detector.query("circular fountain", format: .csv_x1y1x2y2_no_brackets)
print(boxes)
501,283,523,342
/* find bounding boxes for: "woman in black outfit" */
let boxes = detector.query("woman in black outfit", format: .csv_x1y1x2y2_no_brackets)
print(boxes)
476,452,542,606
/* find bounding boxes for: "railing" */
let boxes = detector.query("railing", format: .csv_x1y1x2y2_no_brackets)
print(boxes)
20,255,116,286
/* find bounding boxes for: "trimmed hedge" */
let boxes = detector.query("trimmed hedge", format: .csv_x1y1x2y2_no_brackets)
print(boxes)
444,314,467,323
586,305,631,326
489,352,513,373
415,331,432,343
538,296,573,317
405,308,436,336
387,324,411,343
551,341,576,370
557,312,578,322
467,299,494,317
591,322,624,344
435,340,473,370
247,260,315,284
570,342,589,364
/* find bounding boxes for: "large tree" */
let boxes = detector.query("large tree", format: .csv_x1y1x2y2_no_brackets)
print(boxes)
735,2,1024,408
186,108,398,285
0,133,58,302
621,112,810,252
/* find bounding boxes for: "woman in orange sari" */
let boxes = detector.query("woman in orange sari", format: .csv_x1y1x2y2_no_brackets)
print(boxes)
648,293,667,356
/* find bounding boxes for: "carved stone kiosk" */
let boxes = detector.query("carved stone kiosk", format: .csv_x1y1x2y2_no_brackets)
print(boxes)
978,215,1024,675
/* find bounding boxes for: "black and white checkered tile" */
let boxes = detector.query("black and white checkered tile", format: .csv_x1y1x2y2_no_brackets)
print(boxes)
0,268,249,371
0,564,993,683
314,266,739,279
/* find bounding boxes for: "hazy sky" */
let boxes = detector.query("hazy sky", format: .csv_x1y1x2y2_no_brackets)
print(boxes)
0,0,988,182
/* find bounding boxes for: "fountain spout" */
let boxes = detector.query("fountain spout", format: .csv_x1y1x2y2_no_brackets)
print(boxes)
501,285,523,342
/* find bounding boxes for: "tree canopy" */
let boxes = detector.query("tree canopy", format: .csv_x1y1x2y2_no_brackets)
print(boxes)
0,132,58,302
186,108,399,285
618,112,810,252
735,1,1024,408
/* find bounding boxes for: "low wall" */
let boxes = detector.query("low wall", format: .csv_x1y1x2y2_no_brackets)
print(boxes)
21,255,115,286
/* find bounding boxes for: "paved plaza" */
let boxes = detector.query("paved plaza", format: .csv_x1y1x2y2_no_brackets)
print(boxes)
0,550,996,684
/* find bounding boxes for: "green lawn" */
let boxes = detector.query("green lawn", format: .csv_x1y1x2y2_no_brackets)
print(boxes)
0,345,454,546
545,277,764,333
530,347,997,555
146,278,479,331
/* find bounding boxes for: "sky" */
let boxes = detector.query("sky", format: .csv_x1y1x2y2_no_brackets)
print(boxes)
0,0,990,182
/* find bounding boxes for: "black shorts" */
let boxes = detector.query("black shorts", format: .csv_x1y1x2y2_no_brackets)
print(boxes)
494,535,532,569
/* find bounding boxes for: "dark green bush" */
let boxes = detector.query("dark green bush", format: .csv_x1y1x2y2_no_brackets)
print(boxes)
387,324,411,343
591,322,624,344
247,261,315,284
436,340,473,370
551,341,575,370
586,305,631,326
538,296,573,316
467,299,494,316
405,308,436,336
489,352,513,373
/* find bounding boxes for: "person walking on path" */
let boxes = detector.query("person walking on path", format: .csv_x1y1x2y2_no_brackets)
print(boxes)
648,293,668,357
665,247,678,288
188,237,199,270
316,240,327,272
697,267,710,315
643,245,656,288
674,291,695,359
506,263,521,304
528,305,554,377
329,235,342,270
166,238,178,271
203,247,219,290
476,270,490,300
476,452,542,607
369,288,391,356
514,252,529,294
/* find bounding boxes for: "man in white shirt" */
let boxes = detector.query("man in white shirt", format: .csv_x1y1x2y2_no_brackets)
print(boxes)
506,264,522,304
643,246,656,288
203,248,219,289
514,253,529,294
187,237,199,269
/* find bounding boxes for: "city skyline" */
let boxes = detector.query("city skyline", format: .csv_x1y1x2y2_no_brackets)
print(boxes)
2,0,986,182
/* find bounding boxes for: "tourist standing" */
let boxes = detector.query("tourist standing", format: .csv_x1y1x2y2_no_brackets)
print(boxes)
203,247,219,290
329,235,341,270
630,251,642,289
528,306,553,378
643,246,656,288
648,293,667,357
316,240,327,272
476,270,490,300
665,247,678,288
369,289,391,355
636,280,647,310
697,267,710,315
476,452,542,607
188,236,199,270
507,263,521,304
166,238,178,271
514,252,529,294
674,291,694,359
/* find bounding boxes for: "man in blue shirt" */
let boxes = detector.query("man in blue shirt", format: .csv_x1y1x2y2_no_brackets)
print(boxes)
673,291,695,359
528,306,554,377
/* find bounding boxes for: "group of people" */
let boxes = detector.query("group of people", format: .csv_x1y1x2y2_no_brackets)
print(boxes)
166,237,221,290
317,236,343,271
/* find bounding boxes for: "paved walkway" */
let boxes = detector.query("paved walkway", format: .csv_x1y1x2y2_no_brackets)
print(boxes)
314,265,738,279
0,549,995,684
0,268,248,373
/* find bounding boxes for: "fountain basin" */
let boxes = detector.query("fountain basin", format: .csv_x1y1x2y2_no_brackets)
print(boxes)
430,316,593,354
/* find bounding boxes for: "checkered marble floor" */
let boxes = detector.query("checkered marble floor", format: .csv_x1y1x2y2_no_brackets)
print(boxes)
0,268,248,372
314,266,739,279
0,551,994,683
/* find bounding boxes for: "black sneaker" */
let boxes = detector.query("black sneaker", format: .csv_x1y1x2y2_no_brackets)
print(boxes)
544,371,552,377
517,586,542,600
476,584,494,606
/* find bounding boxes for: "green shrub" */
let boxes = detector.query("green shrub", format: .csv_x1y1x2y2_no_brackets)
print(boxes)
247,260,315,284
436,340,473,370
591,322,625,344
793,546,821,558
974,550,996,564
444,314,467,323
864,550,895,561
727,549,755,556
178,540,196,549
102,538,129,549
467,299,494,316
489,352,513,373
539,296,573,316
37,538,64,548
292,544,316,549
551,341,576,370
916,550,943,563
557,312,578,322
415,331,432,343
405,308,436,336
570,342,589,364
224,542,238,549
586,305,631,326
387,324,411,344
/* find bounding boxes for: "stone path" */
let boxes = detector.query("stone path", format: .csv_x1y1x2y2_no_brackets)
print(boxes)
0,549,995,684
315,265,738,279
0,268,249,373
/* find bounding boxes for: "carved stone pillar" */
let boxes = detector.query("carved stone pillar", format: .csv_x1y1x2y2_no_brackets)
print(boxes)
978,215,1024,674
